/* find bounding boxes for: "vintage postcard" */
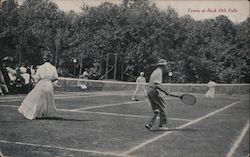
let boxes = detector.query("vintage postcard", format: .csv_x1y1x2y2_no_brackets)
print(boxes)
0,0,249,157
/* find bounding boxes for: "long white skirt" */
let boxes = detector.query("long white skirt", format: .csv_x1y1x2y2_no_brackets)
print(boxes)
18,79,56,120
205,87,215,98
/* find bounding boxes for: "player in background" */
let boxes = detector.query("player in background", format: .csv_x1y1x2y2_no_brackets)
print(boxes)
132,72,147,101
205,80,217,98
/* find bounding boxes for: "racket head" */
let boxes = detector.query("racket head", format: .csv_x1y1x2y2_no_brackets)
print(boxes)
180,94,196,105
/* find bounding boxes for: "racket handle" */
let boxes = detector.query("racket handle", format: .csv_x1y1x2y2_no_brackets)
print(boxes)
164,91,181,98
167,93,181,98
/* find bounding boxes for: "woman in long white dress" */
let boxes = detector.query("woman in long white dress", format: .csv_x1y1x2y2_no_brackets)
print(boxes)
18,51,58,120
205,80,217,98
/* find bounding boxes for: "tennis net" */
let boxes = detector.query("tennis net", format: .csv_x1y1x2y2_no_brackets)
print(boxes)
55,77,249,96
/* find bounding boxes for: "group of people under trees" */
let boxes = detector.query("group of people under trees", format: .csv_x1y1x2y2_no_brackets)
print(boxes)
79,67,101,80
0,60,38,95
0,56,101,95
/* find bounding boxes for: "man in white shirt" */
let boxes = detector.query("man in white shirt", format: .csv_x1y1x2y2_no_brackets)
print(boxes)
132,72,147,101
145,59,169,131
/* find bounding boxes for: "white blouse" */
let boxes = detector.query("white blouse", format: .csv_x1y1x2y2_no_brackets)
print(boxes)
149,67,162,87
35,62,58,81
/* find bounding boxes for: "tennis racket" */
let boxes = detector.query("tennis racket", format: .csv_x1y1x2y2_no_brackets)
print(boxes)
165,92,196,105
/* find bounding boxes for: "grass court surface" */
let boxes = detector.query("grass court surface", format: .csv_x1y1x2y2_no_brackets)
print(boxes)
0,90,249,157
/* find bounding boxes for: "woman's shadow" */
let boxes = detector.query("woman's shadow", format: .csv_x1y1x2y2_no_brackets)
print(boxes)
36,117,92,122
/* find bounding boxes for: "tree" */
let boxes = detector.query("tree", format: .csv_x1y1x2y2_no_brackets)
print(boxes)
0,0,19,62
14,0,65,65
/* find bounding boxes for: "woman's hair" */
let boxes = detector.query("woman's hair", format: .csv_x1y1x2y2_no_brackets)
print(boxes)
42,50,53,62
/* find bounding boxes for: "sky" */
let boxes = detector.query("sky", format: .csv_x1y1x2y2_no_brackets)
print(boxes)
17,0,249,23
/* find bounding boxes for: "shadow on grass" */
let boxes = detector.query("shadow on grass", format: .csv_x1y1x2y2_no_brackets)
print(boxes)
36,116,92,121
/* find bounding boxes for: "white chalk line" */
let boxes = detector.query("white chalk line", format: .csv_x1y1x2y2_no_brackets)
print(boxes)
0,91,218,102
70,98,176,111
0,94,113,102
0,140,134,157
0,94,132,103
71,101,145,111
0,96,177,119
0,91,129,101
58,109,192,122
120,100,242,156
0,104,192,122
0,105,19,108
225,120,249,157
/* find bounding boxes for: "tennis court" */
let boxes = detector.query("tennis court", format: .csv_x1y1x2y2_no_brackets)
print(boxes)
0,80,249,157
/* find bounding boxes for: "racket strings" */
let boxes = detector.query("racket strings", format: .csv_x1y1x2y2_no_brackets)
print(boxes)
181,94,196,105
